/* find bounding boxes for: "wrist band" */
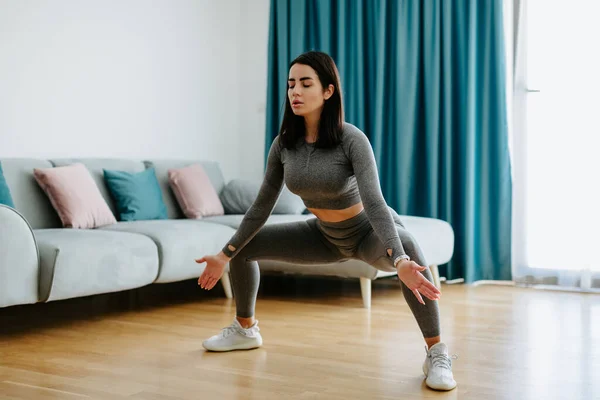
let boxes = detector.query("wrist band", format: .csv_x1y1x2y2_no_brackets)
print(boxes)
393,255,410,267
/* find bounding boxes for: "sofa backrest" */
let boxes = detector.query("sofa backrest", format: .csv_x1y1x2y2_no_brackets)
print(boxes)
143,159,226,219
0,158,62,229
0,157,226,227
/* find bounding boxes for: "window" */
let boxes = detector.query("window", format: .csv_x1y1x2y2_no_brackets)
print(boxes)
512,0,600,289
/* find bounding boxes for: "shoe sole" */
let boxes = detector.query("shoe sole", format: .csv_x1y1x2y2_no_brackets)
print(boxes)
425,379,457,391
202,341,262,352
423,365,457,391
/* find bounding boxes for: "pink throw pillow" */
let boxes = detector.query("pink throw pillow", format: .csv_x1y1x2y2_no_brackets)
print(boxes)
168,164,224,219
34,163,117,228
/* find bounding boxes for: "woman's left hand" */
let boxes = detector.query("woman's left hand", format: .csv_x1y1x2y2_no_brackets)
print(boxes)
396,261,441,304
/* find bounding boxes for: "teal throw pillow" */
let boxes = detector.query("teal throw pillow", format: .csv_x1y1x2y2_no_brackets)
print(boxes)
103,167,167,221
0,162,15,208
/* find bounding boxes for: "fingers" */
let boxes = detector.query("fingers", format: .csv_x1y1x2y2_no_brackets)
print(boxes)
412,273,441,301
199,269,213,289
205,277,215,290
419,285,440,301
413,285,440,304
198,271,208,288
416,275,441,299
412,289,425,305
420,278,441,295
196,257,209,288
199,274,212,290
198,271,220,290
413,266,441,295
204,277,221,291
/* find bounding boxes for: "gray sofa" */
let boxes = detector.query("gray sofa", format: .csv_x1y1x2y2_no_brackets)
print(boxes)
0,158,455,309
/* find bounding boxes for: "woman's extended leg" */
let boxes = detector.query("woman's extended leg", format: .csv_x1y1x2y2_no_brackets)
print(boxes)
354,224,457,391
229,218,345,319
355,225,441,339
202,218,345,352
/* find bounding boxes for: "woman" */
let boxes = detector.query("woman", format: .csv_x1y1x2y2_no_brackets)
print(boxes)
196,51,457,391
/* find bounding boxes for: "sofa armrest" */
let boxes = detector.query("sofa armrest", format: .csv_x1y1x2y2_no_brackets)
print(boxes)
0,204,40,308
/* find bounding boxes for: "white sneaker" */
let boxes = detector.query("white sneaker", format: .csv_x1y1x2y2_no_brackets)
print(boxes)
422,342,457,391
202,319,263,352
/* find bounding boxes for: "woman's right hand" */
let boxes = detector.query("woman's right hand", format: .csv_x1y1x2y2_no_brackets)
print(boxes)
196,252,230,290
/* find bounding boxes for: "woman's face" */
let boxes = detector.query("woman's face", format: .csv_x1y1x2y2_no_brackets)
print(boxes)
287,63,333,118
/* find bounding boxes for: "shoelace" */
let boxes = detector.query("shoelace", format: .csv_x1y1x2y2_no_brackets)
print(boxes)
220,323,260,338
431,353,458,369
426,346,459,370
220,325,239,338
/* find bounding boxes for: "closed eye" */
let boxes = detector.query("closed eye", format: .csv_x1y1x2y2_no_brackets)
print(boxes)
288,77,314,89
288,84,312,89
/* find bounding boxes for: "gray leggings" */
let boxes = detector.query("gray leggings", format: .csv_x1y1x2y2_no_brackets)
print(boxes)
229,209,441,338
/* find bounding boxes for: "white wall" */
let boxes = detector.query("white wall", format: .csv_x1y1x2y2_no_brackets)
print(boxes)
0,0,259,182
238,0,271,181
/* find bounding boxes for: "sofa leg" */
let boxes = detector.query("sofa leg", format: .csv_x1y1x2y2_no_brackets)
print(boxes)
430,265,441,291
221,272,233,299
359,277,371,309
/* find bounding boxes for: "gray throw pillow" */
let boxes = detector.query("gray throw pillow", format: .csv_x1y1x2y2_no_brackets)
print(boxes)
220,179,306,215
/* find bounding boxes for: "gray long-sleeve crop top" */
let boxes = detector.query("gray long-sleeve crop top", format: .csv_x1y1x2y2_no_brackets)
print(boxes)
221,122,406,261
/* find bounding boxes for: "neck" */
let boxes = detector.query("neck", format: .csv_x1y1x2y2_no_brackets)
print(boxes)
304,113,320,142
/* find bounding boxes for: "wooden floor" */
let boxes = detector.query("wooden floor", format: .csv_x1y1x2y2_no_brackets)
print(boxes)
1,275,599,400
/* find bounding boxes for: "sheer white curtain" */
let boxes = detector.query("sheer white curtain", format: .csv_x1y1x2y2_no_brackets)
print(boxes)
510,0,600,292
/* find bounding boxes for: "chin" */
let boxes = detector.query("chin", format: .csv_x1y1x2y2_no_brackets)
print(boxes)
292,109,307,116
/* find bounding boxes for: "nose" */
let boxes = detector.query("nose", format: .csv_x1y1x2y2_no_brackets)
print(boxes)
291,85,302,97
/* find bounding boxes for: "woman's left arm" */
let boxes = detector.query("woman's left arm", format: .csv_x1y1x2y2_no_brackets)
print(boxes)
348,129,441,302
347,129,407,262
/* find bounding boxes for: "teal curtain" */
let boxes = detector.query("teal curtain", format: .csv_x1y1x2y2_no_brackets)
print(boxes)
266,0,512,282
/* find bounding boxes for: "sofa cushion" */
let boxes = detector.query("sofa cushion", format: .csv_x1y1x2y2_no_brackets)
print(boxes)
143,160,227,220
0,159,62,229
34,229,159,302
219,179,306,215
100,220,236,283
33,163,117,228
103,167,168,221
0,162,15,208
50,159,146,218
168,163,224,219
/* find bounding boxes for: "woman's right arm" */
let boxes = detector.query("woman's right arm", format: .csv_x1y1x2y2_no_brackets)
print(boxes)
220,135,285,259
